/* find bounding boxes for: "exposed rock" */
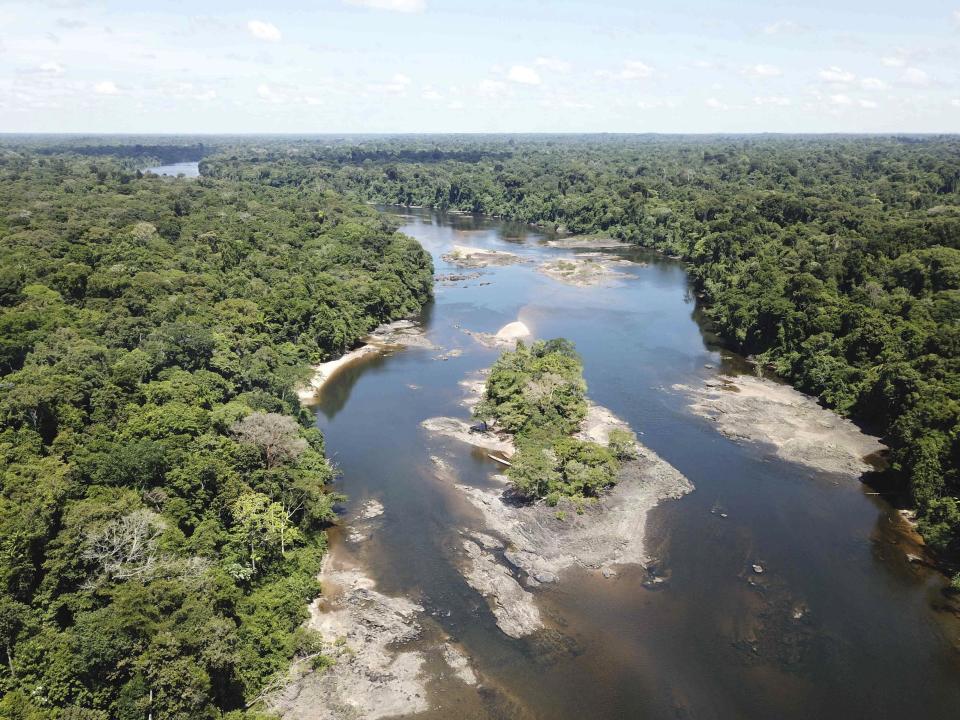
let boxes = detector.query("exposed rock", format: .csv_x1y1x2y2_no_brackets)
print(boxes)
460,539,544,639
537,257,633,287
442,245,523,268
441,642,478,686
675,374,886,477
458,441,691,583
420,417,516,456
464,320,532,349
270,560,428,720
368,319,438,350
435,272,482,285
358,499,385,520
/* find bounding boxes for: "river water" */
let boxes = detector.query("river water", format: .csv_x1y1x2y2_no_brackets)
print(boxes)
144,161,200,177
308,208,960,719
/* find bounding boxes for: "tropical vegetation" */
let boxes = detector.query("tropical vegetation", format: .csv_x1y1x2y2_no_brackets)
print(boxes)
0,146,433,719
474,338,633,505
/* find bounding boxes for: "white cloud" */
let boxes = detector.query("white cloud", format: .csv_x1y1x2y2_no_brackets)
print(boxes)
303,96,322,106
257,83,285,102
860,77,886,90
507,65,541,85
535,56,571,72
447,100,465,110
882,56,906,68
901,67,930,86
743,64,782,78
705,97,728,110
762,20,804,35
952,98,960,108
953,9,960,25
819,66,855,83
858,99,878,109
421,87,442,101
619,60,654,79
829,93,853,106
344,0,427,12
478,79,507,97
753,95,791,106
93,80,119,95
247,20,281,42
369,73,412,94
195,89,217,101
39,61,64,75
636,97,677,109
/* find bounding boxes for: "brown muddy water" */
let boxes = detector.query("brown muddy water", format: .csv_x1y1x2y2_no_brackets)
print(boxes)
307,208,960,719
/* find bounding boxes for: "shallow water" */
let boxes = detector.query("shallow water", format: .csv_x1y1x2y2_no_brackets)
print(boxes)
144,161,199,177
310,208,960,719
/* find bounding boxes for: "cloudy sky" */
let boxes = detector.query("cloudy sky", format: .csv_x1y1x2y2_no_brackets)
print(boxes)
1,0,959,133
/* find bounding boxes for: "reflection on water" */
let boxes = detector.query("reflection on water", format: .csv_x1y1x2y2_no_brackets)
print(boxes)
310,208,960,719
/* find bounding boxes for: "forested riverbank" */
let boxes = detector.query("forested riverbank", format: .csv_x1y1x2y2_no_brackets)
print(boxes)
0,149,433,718
202,136,960,570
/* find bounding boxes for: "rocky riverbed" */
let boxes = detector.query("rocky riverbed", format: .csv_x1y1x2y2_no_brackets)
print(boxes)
422,371,694,638
442,245,524,268
675,374,886,476
537,256,635,287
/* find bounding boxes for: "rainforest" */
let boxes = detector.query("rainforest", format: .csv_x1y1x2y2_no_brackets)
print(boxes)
1,134,959,720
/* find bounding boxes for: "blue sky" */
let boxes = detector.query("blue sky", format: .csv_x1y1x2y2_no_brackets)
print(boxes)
1,0,958,133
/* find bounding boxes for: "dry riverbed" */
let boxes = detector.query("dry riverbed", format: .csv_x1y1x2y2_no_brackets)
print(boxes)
675,374,886,476
270,550,483,719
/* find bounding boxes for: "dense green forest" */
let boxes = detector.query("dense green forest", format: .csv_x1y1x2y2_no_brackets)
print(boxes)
0,148,433,718
202,135,960,562
475,338,636,504
1,134,958,716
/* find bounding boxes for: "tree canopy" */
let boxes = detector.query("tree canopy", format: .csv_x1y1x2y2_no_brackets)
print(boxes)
475,339,628,504
0,147,433,718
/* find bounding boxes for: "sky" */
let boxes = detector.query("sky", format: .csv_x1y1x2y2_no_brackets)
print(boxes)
1,0,959,133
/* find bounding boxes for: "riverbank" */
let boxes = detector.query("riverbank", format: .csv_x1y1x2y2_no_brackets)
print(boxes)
674,374,886,477
270,549,489,720
297,319,435,403
544,235,627,249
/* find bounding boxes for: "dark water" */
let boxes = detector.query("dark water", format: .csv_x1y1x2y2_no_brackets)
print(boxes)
311,209,960,719
144,161,200,177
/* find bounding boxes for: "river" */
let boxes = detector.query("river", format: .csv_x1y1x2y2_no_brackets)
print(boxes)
144,160,200,177
298,208,959,719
